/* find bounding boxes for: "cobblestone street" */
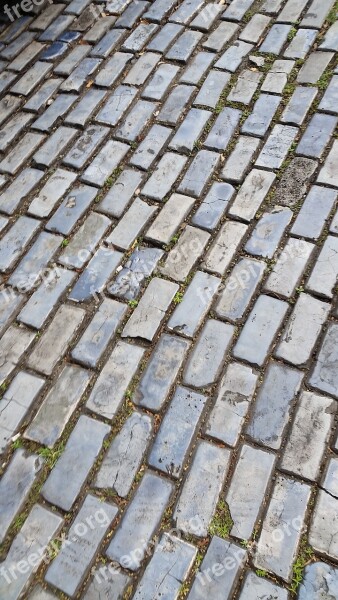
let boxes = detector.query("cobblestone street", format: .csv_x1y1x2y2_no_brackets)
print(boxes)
0,0,337,597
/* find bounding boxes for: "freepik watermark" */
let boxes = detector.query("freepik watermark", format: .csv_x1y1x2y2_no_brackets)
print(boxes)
3,0,53,22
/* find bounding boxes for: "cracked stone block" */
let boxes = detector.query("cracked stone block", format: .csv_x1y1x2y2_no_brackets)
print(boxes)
261,59,294,93
276,293,330,366
245,206,293,259
310,323,338,399
133,334,190,411
130,124,172,170
0,449,44,543
194,70,230,108
226,445,275,540
0,216,40,273
229,169,275,222
174,441,231,537
206,362,258,447
239,571,288,600
86,341,144,418
265,238,314,298
107,472,173,570
255,124,298,169
297,113,337,158
142,63,179,100
169,108,211,153
95,411,152,496
281,86,318,125
25,364,92,447
222,136,260,183
317,139,338,188
141,152,187,200
274,158,318,207
106,198,156,250
203,21,239,52
0,505,63,600
297,51,334,83
98,169,143,218
146,193,195,245
183,319,234,387
192,182,234,231
0,325,35,384
254,475,311,581
81,140,129,187
188,537,246,600
291,186,337,239
203,220,247,275
215,258,266,321
242,93,281,137
158,84,196,125
28,169,77,219
42,415,110,511
298,562,338,600
205,107,241,151
122,277,178,340
148,386,206,477
134,533,196,599
108,247,163,301
96,84,136,123
178,150,220,197
160,225,210,281
309,490,338,561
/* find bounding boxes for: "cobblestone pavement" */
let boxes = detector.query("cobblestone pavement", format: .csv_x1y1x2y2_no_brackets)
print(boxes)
0,0,338,598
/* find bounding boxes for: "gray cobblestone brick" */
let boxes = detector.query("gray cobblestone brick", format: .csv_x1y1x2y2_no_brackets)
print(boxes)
265,238,314,297
310,323,338,398
170,0,203,24
309,490,338,560
203,220,247,275
8,231,60,292
147,22,183,51
297,113,337,158
0,216,40,273
28,169,76,218
107,246,163,300
115,100,157,142
146,192,195,244
222,136,260,183
63,125,109,169
0,132,45,175
291,186,337,239
32,93,77,132
190,4,223,30
144,0,177,21
298,562,338,600
169,108,211,152
320,20,338,50
205,107,241,151
228,69,262,104
241,93,281,137
46,184,97,235
81,140,129,187
194,69,230,108
229,169,276,221
307,235,338,298
178,150,220,197
11,61,52,96
161,225,210,281
215,40,254,71
319,75,338,114
239,572,288,600
123,23,158,51
95,53,133,87
215,258,265,321
0,112,33,152
317,139,338,188
0,95,21,126
54,44,90,76
245,206,293,258
0,290,25,335
124,52,160,85
256,124,298,169
106,197,156,250
281,86,318,127
59,212,111,268
297,51,334,83
180,51,214,84
129,124,171,170
222,0,255,21
240,13,271,42
61,57,101,92
68,247,123,302
142,152,187,200
33,126,78,168
166,29,203,62
203,21,239,52
142,63,179,100
65,88,107,127
84,564,130,600
261,59,294,93
158,83,195,124
98,168,143,217
192,182,234,230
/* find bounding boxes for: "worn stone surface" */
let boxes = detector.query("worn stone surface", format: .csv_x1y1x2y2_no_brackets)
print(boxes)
273,157,317,207
310,324,338,399
298,562,338,600
309,490,338,561
107,246,163,301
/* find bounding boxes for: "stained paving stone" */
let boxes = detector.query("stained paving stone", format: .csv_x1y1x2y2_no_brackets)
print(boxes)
71,299,127,367
0,216,40,273
296,113,337,158
169,108,211,153
84,564,131,600
276,293,330,366
106,472,173,570
146,192,195,244
203,21,239,52
130,124,172,170
241,93,281,137
122,23,158,51
228,169,276,221
233,295,288,366
63,125,109,169
95,54,133,87
192,182,234,230
261,58,294,93
106,198,156,250
0,132,45,175
203,220,248,276
291,186,337,239
134,533,196,599
81,140,129,187
148,386,206,477
178,150,220,197
60,57,101,92
297,51,334,83
309,490,338,561
42,415,110,511
255,124,298,169
142,63,180,100
245,206,293,259
319,75,338,114
0,449,44,543
59,212,111,268
68,247,123,303
298,562,338,600
215,258,266,321
98,168,143,217
310,323,338,399
160,225,210,281
174,441,231,537
206,362,258,447
254,474,311,581
86,341,144,418
95,411,152,496
28,168,77,218
183,319,234,387
8,231,60,293
221,136,260,183
0,505,63,600
107,246,163,301
166,29,202,62
274,157,318,207
0,168,44,215
46,495,118,597
142,152,187,200
46,184,97,235
204,107,241,151
281,85,318,125
265,238,314,298
226,445,275,540
133,334,190,410
317,139,338,188
239,572,288,600
188,537,246,600
158,83,196,124
228,69,262,104
115,100,157,142
194,69,230,108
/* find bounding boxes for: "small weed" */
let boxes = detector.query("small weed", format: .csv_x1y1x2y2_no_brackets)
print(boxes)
295,286,304,294
61,239,69,247
208,499,233,539
105,167,122,187
287,27,297,42
0,381,8,399
289,539,314,593
326,0,338,25
316,69,333,90
11,437,23,450
128,299,138,308
178,581,190,599
173,292,184,304
38,443,65,468
256,568,268,577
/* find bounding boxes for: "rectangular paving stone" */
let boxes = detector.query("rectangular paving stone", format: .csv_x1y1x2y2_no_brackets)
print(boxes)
204,107,241,151
241,93,281,137
107,247,163,301
222,0,255,20
261,0,284,12
27,304,85,375
39,14,75,40
309,489,338,561
122,277,178,340
146,192,195,244
226,445,275,540
158,84,195,125
310,323,338,398
0,371,44,452
25,364,92,447
106,198,156,250
178,150,220,197
95,412,153,496
247,361,303,449
46,184,97,235
261,59,294,93
124,52,160,85
256,125,298,169
241,574,288,600
297,51,334,83
65,88,107,127
69,247,123,302
98,169,143,217
134,533,196,600
170,0,203,23
317,139,338,187
115,100,157,142
245,207,293,259
147,22,183,51
42,415,110,511
32,93,77,131
203,21,239,52
130,124,171,170
254,475,311,581
166,29,202,62
149,386,206,477
215,258,266,321
228,69,262,104
188,538,246,600
116,0,149,27
63,125,109,169
0,95,21,127
215,40,253,71
133,334,190,410
284,28,317,59
307,235,338,298
0,505,63,600
61,58,101,92
203,220,247,275
281,85,318,125
180,51,214,84
85,565,130,600
319,75,338,114
291,186,337,239
1,31,35,61
206,362,258,447
90,28,126,57
277,0,308,22
184,320,234,387
54,44,91,75
95,53,133,87
0,112,33,152
240,13,271,42
0,132,45,175
222,136,260,183
0,71,16,95
194,69,230,108
0,216,40,273
145,0,178,21
81,140,129,187
0,168,42,214
265,238,314,298
142,152,187,200
192,182,234,230
46,495,118,597
297,113,337,158
59,213,110,268
320,20,338,50
8,232,60,292
96,85,137,125
275,293,330,366
0,449,44,543
33,126,78,168
160,225,210,281
190,3,223,30
233,295,288,366
11,61,52,95
142,63,179,100
83,15,117,41
107,472,173,570
169,108,210,153
174,441,231,536
282,390,335,481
